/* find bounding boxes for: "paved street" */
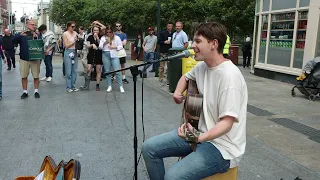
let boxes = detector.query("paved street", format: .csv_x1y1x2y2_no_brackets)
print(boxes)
0,54,319,180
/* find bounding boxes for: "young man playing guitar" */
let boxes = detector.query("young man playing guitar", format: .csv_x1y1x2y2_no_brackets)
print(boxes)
142,22,248,180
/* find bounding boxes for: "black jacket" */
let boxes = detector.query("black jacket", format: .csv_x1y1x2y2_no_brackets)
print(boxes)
159,30,173,53
2,35,15,50
242,41,252,52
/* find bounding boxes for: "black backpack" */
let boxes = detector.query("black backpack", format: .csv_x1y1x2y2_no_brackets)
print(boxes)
75,35,85,50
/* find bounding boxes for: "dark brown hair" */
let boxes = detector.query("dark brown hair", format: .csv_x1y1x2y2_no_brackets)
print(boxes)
194,22,227,54
66,21,76,28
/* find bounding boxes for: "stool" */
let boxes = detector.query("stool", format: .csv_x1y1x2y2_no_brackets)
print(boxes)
180,157,238,180
202,167,238,180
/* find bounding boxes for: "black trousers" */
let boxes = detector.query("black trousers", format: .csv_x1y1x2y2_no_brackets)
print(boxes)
243,51,252,67
5,49,15,68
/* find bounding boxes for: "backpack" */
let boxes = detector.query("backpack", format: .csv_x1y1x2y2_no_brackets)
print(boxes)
75,35,85,50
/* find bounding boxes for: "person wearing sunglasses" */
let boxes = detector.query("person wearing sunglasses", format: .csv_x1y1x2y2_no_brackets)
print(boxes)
62,21,79,92
99,25,125,93
114,22,129,84
13,19,41,99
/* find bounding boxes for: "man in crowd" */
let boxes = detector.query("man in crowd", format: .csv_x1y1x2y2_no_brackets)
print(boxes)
115,22,129,84
2,29,16,70
38,24,57,82
14,19,41,99
141,27,157,78
172,21,189,49
158,23,173,85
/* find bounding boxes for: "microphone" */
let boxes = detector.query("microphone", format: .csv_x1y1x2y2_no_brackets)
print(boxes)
162,49,192,61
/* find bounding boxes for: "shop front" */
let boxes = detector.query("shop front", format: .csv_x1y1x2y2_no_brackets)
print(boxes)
252,0,320,83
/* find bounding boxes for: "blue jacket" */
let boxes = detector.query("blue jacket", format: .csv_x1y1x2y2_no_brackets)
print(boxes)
13,32,38,61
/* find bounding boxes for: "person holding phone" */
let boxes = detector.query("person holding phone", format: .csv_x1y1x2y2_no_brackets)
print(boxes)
62,21,79,92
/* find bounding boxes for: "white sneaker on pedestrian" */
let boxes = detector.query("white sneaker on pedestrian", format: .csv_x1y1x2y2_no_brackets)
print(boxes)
106,86,112,92
46,77,52,82
120,86,125,93
72,88,79,92
40,77,47,81
67,89,73,93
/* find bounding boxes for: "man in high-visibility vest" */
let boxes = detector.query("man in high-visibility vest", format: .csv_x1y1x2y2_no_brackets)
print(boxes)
223,35,230,58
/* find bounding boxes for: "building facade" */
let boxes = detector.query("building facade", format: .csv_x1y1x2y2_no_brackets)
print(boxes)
0,0,9,34
37,2,63,37
252,0,320,83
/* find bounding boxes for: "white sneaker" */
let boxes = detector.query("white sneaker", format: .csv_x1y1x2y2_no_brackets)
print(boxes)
120,86,125,93
72,88,79,92
40,77,47,81
106,86,112,92
46,77,52,82
67,89,73,93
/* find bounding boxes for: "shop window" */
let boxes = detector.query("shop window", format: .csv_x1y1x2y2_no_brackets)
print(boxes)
267,12,295,67
316,13,320,57
263,0,270,12
253,16,259,65
299,0,310,7
293,11,308,69
272,0,297,11
256,0,261,13
259,15,268,63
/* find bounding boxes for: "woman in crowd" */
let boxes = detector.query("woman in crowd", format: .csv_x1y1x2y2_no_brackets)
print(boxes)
63,21,79,92
99,25,125,93
84,26,103,91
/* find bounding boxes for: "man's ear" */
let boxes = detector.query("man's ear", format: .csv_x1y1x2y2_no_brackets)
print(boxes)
210,39,218,51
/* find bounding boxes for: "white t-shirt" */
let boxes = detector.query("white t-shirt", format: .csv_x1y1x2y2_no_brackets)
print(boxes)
185,60,248,168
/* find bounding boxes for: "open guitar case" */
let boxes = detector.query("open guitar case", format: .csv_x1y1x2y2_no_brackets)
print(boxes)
15,156,81,180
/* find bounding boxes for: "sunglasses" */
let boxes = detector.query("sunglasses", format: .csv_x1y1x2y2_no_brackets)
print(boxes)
116,25,121,27
71,26,75,28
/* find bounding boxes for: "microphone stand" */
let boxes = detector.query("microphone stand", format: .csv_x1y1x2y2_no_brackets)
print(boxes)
105,56,173,180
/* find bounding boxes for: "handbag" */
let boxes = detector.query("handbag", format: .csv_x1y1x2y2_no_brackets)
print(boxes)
117,49,127,58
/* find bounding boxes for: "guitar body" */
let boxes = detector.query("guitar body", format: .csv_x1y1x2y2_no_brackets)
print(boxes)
184,79,203,151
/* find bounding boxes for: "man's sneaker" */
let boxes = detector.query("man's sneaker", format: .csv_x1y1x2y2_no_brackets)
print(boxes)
72,88,79,92
123,79,129,84
46,77,52,82
120,86,125,93
21,93,28,99
67,89,73,93
40,77,47,81
106,86,112,92
34,92,40,98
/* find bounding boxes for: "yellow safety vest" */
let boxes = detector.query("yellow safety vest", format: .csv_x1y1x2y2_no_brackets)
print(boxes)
223,35,230,55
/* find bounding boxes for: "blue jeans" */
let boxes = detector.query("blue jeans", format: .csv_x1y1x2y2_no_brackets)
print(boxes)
64,49,78,89
44,54,53,77
142,129,230,180
102,51,123,87
143,52,155,74
0,58,2,96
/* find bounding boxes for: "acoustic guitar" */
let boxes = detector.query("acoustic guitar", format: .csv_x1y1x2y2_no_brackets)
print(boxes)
182,79,203,151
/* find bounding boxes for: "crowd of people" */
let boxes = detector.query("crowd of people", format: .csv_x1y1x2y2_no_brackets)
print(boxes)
0,19,201,100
